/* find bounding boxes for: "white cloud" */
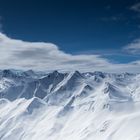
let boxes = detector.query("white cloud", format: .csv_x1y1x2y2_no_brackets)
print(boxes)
0,33,111,72
1,32,140,73
123,39,140,54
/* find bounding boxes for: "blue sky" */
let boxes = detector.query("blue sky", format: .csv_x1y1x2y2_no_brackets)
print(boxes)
0,0,140,72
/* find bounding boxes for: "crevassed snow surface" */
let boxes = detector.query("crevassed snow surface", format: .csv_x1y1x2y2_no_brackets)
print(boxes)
0,69,140,140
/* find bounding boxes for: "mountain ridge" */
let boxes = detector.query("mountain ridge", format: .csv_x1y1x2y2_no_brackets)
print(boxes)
0,69,140,140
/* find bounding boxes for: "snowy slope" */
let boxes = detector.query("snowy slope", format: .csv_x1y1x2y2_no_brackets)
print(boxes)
0,70,140,140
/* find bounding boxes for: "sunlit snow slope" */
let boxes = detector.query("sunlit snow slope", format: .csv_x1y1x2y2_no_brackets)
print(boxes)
0,69,140,140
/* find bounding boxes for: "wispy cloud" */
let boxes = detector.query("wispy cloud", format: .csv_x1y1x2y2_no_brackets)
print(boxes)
100,14,125,22
100,16,119,22
123,39,140,54
130,2,140,12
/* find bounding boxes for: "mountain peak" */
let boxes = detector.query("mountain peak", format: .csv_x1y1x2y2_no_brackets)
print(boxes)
2,69,17,78
71,70,83,78
93,71,106,78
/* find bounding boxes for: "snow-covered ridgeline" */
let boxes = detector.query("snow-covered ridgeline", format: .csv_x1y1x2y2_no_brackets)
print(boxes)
0,69,140,140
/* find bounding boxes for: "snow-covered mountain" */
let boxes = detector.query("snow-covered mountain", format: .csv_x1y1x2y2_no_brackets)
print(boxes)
0,69,140,140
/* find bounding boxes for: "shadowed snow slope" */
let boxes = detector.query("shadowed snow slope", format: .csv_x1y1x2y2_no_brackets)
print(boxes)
0,70,140,140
